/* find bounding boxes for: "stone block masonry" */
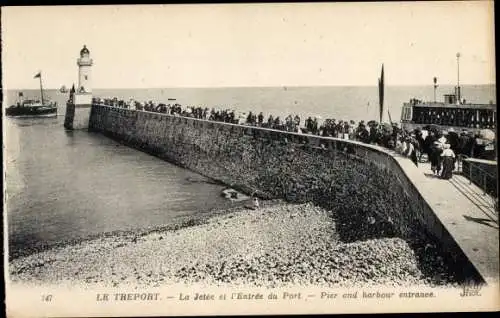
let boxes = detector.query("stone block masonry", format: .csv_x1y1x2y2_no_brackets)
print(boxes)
89,104,484,283
64,102,92,130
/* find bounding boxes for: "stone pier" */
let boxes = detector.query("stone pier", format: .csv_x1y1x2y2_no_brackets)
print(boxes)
87,104,499,285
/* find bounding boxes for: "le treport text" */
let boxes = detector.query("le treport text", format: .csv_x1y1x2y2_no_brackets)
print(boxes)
96,291,434,302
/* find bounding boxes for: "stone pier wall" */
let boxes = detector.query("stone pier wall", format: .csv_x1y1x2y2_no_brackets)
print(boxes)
89,104,483,282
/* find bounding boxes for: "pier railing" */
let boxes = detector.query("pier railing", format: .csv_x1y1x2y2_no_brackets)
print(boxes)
457,154,498,199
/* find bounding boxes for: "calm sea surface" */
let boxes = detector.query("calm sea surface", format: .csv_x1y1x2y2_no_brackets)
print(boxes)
3,85,496,259
4,116,232,259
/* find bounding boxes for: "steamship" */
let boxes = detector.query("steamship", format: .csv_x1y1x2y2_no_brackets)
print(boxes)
5,72,58,118
400,87,496,134
6,98,58,118
400,54,496,134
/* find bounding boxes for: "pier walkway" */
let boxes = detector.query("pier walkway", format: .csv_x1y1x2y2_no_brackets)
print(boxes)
392,152,498,285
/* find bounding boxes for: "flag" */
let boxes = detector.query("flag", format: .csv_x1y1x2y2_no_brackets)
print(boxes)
34,72,41,78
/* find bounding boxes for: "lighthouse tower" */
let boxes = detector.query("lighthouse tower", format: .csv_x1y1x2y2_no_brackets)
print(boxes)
77,45,93,93
64,45,94,130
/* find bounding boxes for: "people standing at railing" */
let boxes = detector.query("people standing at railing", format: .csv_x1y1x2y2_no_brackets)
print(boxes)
258,112,264,126
98,96,493,163
341,121,349,139
285,114,293,132
267,114,274,128
246,111,255,125
334,120,342,138
312,118,319,135
273,116,281,129
369,124,380,145
348,120,355,140
471,133,487,159
293,115,301,132
458,130,472,157
320,119,334,137
324,119,333,137
393,133,419,166
304,117,312,134
356,121,370,143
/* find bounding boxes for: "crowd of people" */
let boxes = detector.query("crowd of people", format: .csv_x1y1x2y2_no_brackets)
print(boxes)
93,97,495,178
394,130,457,179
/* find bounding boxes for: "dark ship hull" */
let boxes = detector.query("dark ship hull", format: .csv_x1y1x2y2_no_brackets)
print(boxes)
6,105,57,117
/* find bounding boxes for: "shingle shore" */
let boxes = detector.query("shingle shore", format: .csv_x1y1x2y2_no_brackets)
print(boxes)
9,202,457,288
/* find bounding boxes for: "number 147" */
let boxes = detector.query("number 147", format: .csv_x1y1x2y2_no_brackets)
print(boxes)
41,294,53,302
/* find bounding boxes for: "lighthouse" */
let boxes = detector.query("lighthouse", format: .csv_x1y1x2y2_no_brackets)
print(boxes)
64,45,94,130
77,45,93,93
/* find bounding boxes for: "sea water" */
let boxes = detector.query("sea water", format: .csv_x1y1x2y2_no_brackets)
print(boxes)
4,116,231,259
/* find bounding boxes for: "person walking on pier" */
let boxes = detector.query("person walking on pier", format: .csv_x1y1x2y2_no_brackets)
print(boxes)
423,131,436,163
430,141,443,176
440,143,456,180
415,129,425,162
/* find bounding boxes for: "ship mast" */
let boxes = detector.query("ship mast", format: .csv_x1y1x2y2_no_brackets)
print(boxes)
456,52,461,105
378,64,384,123
35,71,45,105
40,74,45,105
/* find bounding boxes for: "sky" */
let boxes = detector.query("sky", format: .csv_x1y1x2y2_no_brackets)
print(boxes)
1,2,496,89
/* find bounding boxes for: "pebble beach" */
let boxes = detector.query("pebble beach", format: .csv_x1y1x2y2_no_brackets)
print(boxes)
9,201,458,289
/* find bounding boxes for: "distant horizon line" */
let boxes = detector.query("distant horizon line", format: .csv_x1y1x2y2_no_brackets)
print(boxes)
5,83,497,91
